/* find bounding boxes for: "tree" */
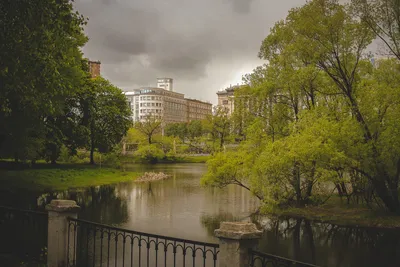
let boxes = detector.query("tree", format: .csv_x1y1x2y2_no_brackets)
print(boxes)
0,0,88,162
82,77,132,164
187,120,204,140
352,0,400,60
203,0,400,212
205,106,231,151
164,122,188,142
134,115,162,145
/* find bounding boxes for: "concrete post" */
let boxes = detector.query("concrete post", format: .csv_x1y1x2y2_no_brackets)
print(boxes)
215,222,262,267
46,200,80,267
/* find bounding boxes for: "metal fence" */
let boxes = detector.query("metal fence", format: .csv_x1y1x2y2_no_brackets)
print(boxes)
248,250,320,267
67,217,219,267
0,205,48,266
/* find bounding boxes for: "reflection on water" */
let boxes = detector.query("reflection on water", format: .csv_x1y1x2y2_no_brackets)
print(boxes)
1,163,400,267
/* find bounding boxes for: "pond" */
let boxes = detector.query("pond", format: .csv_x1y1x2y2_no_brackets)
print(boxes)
1,163,400,267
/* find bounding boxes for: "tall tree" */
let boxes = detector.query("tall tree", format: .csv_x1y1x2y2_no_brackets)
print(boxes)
0,0,88,161
352,0,400,60
82,77,132,164
205,106,231,151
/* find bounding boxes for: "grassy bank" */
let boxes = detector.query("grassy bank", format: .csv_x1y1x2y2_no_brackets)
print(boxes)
0,163,141,191
270,196,400,228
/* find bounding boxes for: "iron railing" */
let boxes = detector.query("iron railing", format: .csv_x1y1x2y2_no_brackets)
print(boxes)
0,205,48,266
67,217,219,267
249,250,320,267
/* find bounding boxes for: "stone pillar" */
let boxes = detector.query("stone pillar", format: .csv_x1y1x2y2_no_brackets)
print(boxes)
46,200,80,267
215,222,262,267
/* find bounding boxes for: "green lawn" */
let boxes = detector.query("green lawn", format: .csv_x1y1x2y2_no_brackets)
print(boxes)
0,163,141,191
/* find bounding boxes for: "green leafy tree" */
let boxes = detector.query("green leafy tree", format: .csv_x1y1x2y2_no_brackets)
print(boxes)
0,0,87,162
82,77,132,164
164,122,188,142
352,0,400,60
133,115,162,145
205,106,231,151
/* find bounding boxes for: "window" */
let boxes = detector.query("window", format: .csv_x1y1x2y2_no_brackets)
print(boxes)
152,103,155,107
151,96,155,100
223,100,229,105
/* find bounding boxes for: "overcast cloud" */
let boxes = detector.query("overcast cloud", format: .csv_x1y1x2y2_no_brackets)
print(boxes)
75,0,307,104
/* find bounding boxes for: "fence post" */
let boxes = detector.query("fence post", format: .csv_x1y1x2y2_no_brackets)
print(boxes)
46,200,80,267
215,222,262,267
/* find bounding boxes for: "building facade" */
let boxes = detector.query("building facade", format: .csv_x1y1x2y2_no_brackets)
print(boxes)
88,60,101,78
216,85,239,116
157,78,174,92
124,78,212,124
186,99,213,121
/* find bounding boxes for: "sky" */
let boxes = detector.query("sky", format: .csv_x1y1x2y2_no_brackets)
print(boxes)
75,0,307,105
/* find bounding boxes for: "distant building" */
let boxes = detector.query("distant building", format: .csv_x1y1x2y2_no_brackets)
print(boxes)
88,60,101,78
124,78,212,124
157,78,174,92
216,84,241,116
186,98,213,121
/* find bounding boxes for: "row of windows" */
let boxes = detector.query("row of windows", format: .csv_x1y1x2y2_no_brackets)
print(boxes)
140,96,162,101
140,109,162,114
140,115,161,120
140,102,162,107
189,103,211,109
165,102,186,110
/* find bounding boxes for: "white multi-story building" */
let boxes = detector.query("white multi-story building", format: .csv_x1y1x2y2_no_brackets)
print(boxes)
124,78,212,124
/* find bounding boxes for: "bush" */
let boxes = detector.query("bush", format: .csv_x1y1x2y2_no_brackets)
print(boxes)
134,144,165,163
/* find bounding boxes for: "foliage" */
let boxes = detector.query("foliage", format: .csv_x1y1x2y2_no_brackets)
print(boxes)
0,0,87,162
165,122,188,142
203,0,400,213
352,0,400,60
134,144,165,163
82,76,132,164
204,106,231,151
133,115,162,145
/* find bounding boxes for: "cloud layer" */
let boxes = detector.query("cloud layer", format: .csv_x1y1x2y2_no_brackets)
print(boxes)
75,0,306,104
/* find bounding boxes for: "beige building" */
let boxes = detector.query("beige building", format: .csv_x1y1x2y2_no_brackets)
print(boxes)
124,78,212,124
186,98,213,121
216,85,241,116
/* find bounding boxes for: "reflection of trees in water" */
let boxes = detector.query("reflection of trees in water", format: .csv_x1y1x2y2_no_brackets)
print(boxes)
200,213,239,236
200,212,260,237
255,216,400,267
36,185,129,225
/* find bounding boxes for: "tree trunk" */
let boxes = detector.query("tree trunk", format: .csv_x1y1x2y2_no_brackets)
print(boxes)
90,143,95,165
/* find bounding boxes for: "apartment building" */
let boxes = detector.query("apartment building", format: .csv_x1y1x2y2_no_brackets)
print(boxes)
124,78,212,124
186,98,213,121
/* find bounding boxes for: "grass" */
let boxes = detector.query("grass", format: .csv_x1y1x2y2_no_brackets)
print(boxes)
270,196,400,228
0,162,141,191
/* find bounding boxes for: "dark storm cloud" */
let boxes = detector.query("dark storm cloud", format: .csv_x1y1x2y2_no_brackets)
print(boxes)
75,0,307,103
229,0,255,13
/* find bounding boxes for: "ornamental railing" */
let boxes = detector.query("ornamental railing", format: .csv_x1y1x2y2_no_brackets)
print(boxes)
0,205,48,266
67,217,219,267
248,249,320,267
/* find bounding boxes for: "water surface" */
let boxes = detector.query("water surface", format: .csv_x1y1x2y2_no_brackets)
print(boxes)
1,163,400,267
